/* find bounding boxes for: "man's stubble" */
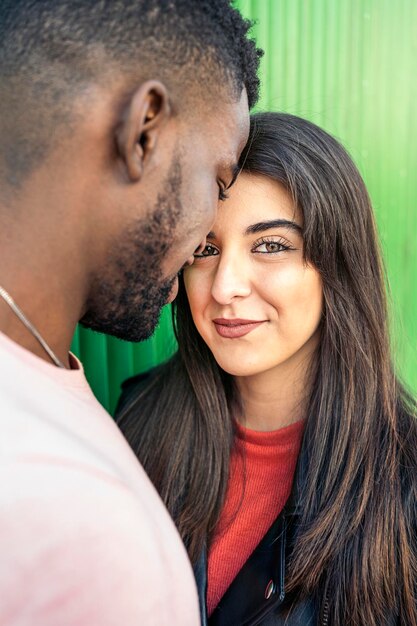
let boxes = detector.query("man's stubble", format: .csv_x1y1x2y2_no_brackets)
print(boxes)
81,158,183,342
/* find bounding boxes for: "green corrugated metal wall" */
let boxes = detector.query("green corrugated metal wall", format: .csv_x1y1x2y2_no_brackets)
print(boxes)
71,0,417,414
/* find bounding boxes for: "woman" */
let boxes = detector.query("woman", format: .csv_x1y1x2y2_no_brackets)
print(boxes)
116,113,417,626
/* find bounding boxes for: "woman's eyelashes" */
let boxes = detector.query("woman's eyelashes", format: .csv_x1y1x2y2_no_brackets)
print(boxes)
251,236,295,254
193,236,297,259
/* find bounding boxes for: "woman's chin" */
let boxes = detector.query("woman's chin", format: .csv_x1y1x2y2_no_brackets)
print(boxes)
215,359,264,378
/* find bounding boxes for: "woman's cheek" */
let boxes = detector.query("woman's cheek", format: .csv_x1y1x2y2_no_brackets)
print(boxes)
257,263,301,301
184,270,208,318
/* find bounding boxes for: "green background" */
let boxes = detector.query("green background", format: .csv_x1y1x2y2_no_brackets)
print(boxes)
72,0,417,414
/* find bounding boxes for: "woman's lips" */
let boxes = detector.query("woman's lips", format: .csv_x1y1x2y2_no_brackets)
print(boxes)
213,318,266,339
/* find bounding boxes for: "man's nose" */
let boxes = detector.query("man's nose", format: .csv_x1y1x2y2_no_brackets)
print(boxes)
194,238,207,256
184,238,207,268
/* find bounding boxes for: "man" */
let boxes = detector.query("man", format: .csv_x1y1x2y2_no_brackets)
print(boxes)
0,1,261,623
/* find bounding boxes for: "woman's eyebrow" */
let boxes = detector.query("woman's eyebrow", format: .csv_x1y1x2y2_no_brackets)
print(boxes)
245,219,303,235
206,219,302,241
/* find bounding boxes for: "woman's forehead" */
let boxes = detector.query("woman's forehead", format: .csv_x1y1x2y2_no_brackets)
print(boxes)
212,172,302,235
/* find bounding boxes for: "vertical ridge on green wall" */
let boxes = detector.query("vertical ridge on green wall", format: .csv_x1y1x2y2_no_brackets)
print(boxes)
72,1,417,413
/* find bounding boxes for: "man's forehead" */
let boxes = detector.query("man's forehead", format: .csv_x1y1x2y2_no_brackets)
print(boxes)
222,88,249,139
212,88,249,158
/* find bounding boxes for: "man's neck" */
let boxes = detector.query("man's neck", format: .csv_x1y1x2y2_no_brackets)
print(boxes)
0,142,92,367
0,288,75,369
0,244,85,369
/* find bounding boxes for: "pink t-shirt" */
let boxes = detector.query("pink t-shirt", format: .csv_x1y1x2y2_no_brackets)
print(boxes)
0,331,200,625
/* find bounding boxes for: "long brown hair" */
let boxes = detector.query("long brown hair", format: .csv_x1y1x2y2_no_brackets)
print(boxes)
117,113,417,626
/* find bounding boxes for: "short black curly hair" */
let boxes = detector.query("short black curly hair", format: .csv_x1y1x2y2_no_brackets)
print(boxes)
0,0,262,187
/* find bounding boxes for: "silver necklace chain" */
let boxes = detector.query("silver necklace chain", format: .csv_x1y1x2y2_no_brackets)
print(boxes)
0,284,67,369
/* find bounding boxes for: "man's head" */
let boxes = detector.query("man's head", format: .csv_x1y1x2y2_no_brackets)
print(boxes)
0,0,261,341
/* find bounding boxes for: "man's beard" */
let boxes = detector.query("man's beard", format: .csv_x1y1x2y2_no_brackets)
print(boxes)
80,159,182,342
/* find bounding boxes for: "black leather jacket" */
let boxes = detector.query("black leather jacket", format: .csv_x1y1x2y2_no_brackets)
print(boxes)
195,502,319,626
196,498,401,626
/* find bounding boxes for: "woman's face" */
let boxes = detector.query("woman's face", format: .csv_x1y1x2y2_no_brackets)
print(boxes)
183,173,323,378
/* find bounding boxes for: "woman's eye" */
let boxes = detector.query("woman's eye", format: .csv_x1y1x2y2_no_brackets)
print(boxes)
254,241,288,253
194,244,219,258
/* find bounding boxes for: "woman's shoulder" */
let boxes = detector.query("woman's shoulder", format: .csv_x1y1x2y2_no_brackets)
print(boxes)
115,365,164,419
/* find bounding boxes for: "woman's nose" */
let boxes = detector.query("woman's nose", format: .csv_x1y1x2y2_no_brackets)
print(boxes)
211,254,251,305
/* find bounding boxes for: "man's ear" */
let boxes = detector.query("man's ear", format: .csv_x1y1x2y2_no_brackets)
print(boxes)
116,80,171,182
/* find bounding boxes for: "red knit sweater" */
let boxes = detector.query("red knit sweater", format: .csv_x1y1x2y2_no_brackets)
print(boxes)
207,419,305,616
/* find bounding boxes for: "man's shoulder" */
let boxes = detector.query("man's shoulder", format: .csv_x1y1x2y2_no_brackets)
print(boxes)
0,352,174,533
0,459,199,625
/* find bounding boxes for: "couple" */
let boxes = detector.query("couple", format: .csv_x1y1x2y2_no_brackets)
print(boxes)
0,3,415,626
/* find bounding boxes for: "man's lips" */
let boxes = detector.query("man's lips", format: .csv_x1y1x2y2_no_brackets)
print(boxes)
165,253,195,305
212,318,266,339
166,275,179,304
